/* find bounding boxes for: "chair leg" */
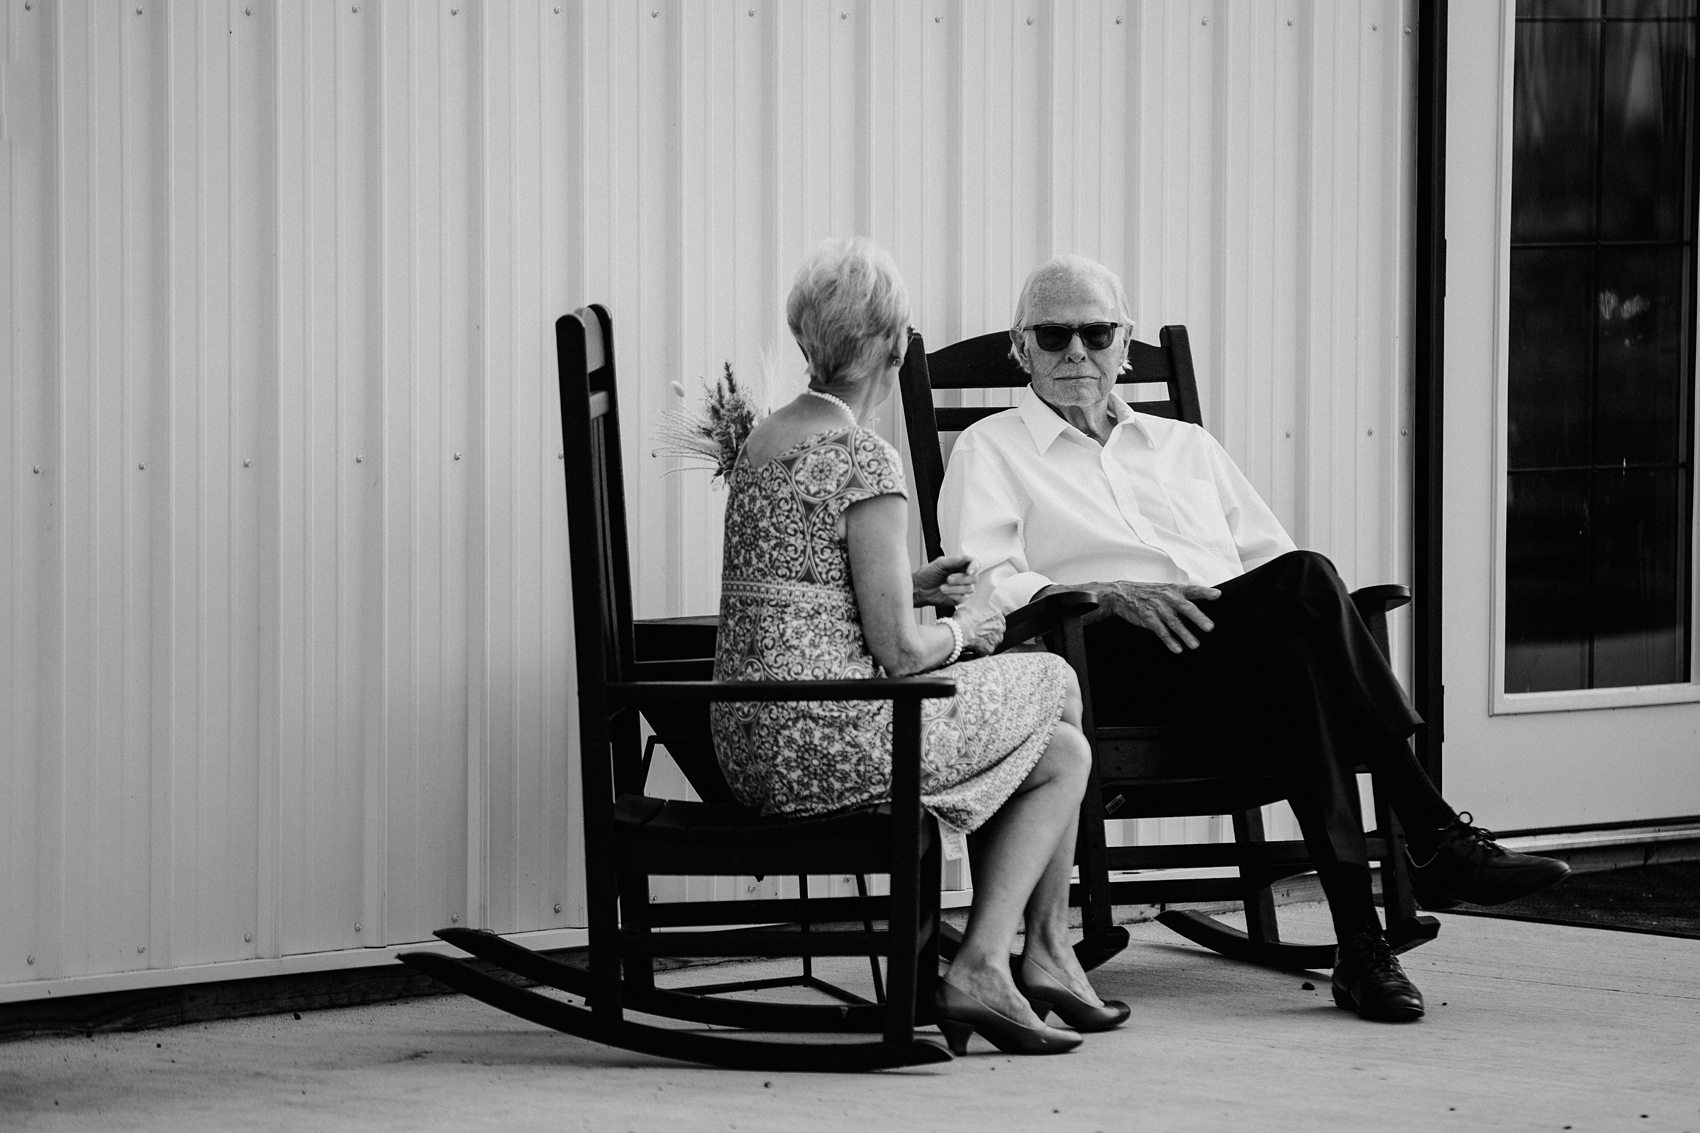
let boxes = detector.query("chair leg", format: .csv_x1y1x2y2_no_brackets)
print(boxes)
1058,617,1126,969
1232,807,1282,945
855,873,887,1004
1372,785,1441,954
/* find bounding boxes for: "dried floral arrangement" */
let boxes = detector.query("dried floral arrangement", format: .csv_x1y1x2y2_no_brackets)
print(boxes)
651,361,767,483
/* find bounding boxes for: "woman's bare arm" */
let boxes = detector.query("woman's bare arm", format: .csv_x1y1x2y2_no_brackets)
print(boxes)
846,495,1000,674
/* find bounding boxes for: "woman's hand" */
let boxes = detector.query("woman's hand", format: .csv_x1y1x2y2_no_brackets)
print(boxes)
951,606,1005,657
912,553,977,609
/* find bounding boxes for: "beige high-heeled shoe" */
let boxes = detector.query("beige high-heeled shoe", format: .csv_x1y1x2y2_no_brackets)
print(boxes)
932,979,1083,1055
1017,955,1131,1032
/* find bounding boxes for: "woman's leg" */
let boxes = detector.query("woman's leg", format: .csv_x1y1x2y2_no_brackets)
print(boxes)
947,683,1092,1022
1012,675,1104,1003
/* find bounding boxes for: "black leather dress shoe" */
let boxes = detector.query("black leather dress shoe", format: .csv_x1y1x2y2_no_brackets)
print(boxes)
1332,929,1425,1022
1409,812,1572,909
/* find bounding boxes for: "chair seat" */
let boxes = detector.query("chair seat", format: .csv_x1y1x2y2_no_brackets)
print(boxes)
1099,776,1291,818
614,796,931,876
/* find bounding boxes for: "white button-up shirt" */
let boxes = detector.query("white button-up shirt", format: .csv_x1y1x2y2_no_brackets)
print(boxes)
938,388,1297,615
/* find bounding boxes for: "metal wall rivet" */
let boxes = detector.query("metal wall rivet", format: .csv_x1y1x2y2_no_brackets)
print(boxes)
934,14,942,23
25,1,32,10
244,933,253,943
1400,428,1409,436
649,893,658,902
245,7,252,14
650,9,658,16
557,452,564,460
1372,23,1379,31
1367,428,1375,436
451,6,459,13
25,956,34,965
243,458,251,467
1405,25,1413,35
1027,16,1034,25
746,884,757,893
1116,15,1123,24
1201,15,1208,25
138,462,146,471
354,921,363,932
841,876,852,885
137,945,146,953
840,11,847,19
352,4,359,12
449,913,459,923
1287,18,1294,26
553,902,563,914
32,466,41,474
1285,430,1293,438
748,8,755,14
355,454,364,463
453,451,462,461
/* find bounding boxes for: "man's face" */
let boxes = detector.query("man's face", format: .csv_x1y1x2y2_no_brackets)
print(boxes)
1018,275,1127,413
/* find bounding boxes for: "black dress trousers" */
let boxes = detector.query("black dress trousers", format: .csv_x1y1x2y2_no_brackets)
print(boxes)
1079,549,1425,868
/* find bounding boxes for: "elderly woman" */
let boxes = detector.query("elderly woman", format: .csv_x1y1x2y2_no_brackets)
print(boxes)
710,238,1126,1055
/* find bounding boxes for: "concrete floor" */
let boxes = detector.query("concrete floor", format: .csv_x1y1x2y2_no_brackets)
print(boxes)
2,903,1696,1133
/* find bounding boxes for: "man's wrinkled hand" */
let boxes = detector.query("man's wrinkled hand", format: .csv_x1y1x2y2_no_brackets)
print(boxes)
954,606,1005,656
913,553,977,609
1100,580,1220,653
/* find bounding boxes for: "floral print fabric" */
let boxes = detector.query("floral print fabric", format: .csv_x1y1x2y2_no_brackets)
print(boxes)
711,425,1070,833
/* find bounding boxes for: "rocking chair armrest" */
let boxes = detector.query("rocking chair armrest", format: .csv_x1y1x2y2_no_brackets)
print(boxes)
630,658,714,681
1349,582,1412,619
1349,582,1410,661
995,588,1106,654
606,676,957,705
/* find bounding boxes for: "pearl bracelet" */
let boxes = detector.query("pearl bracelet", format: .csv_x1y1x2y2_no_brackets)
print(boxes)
938,616,964,667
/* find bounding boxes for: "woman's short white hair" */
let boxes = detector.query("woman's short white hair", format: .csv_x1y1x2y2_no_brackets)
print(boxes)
786,237,912,387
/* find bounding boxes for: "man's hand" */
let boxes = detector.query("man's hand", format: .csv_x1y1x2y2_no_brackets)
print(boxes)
1049,579,1220,653
913,554,977,609
952,606,1005,656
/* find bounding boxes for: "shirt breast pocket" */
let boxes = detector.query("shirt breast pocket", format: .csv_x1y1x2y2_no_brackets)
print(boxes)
1165,477,1236,557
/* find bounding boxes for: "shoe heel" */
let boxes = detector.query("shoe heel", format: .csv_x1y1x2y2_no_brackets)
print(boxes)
937,1019,973,1055
1331,987,1355,1012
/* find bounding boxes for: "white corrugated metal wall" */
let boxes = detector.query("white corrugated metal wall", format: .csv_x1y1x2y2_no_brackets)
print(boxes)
1,0,1416,997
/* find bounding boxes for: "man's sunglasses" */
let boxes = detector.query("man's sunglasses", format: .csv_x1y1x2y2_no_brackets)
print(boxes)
1027,322,1121,352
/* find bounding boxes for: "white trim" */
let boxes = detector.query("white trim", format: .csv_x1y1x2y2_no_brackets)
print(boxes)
1499,681,1700,715
0,928,588,1006
1489,2,1700,716
1488,0,1517,714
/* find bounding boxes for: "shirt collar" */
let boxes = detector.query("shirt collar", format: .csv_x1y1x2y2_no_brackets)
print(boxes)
1017,386,1155,452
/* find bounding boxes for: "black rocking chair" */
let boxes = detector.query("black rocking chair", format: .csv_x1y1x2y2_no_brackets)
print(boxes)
898,324,1440,973
399,305,954,1070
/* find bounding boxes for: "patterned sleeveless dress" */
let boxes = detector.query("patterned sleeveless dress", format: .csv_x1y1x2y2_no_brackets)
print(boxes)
710,424,1071,833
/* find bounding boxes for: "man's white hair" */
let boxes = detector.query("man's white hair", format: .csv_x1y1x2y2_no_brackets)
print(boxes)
1008,255,1133,372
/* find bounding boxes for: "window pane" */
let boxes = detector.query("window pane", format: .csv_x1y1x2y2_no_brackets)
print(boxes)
1520,0,1602,16
1509,248,1594,468
1600,19,1694,239
1595,247,1689,464
1513,21,1600,242
1606,1,1697,18
1592,468,1692,686
1506,472,1593,692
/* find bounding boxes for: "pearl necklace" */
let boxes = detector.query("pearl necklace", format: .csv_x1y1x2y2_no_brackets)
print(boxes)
803,387,858,423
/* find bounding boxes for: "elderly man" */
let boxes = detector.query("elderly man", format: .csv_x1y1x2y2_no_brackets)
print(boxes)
938,254,1570,1023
